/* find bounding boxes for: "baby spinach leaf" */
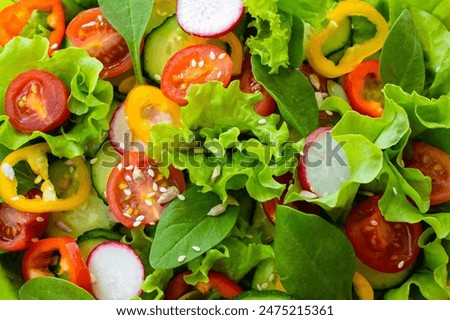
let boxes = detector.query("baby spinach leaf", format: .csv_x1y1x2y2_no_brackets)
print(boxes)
274,206,355,300
150,187,239,269
98,0,153,84
18,277,95,300
252,55,318,139
380,9,425,94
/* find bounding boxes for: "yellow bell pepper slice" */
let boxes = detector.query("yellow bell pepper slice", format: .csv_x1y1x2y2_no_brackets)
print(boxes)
219,32,244,76
0,143,91,212
352,271,374,300
307,0,389,78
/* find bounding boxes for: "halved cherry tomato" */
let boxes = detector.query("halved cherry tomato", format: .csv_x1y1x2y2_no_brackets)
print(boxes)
5,69,70,133
22,236,92,293
0,0,65,54
125,85,182,143
262,173,321,224
165,270,243,300
343,60,384,117
106,152,185,228
161,44,233,105
0,189,49,251
345,195,422,273
66,7,132,79
405,141,450,206
240,54,277,116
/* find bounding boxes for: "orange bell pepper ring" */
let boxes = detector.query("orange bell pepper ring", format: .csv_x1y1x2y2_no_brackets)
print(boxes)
0,143,91,213
0,0,65,54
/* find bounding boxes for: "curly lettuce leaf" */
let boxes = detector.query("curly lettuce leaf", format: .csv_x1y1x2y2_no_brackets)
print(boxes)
149,81,301,203
0,36,113,158
140,268,174,300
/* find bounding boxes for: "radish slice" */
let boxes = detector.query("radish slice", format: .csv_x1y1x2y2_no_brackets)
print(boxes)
87,241,145,300
298,127,350,198
177,0,245,38
109,102,131,154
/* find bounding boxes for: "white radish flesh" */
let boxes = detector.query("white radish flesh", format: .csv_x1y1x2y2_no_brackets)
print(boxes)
177,0,245,38
87,241,145,300
298,127,350,197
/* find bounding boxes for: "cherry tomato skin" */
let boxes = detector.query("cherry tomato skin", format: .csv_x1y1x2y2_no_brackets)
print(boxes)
161,44,233,105
5,69,70,133
0,191,49,252
66,7,133,79
345,195,422,273
22,236,92,293
343,60,383,118
405,141,450,206
239,55,277,116
164,271,193,300
206,271,243,299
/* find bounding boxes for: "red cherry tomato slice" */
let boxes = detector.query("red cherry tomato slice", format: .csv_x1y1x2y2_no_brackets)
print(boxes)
66,7,133,79
343,60,384,117
239,54,277,116
0,189,49,251
106,152,185,228
405,141,450,206
345,195,422,273
22,236,92,293
161,44,233,105
5,69,70,133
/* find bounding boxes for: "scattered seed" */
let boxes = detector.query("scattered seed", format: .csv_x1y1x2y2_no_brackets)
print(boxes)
117,163,123,171
329,20,338,28
300,190,318,199
132,167,146,183
36,216,45,223
154,74,161,81
147,168,155,177
256,283,262,291
217,70,222,78
1,163,15,180
124,175,132,182
210,164,221,183
136,215,145,222
325,110,334,116
65,160,74,166
315,91,324,106
370,220,378,226
11,196,19,201
268,273,275,282
153,182,158,191
125,165,134,171
89,158,98,165
132,220,142,228
157,186,180,205
300,150,305,157
177,255,186,263
209,51,216,60
177,194,186,201
226,195,240,207
55,221,73,233
34,175,43,184
50,43,58,50
192,246,201,252
261,282,269,289
198,60,205,68
123,188,132,196
392,187,398,195
397,260,405,269
309,74,321,91
31,237,39,243
245,234,254,239
218,53,226,60
258,119,267,125
147,191,156,198
207,204,226,217
191,59,197,68
159,186,168,193
145,199,153,206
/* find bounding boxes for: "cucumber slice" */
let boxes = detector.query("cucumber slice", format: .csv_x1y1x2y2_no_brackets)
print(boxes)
143,15,226,83
356,258,412,290
322,17,352,57
235,290,292,300
91,141,121,201
145,0,176,34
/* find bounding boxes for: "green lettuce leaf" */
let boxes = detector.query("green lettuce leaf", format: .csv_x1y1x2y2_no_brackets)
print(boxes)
140,268,174,300
149,81,301,203
0,36,113,158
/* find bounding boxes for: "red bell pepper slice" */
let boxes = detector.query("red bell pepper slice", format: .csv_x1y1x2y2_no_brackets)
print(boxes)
0,0,65,54
22,236,92,293
343,60,384,118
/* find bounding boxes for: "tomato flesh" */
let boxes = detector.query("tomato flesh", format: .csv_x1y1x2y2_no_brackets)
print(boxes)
161,44,233,105
5,69,70,133
405,141,450,206
106,152,185,228
240,54,277,117
345,195,422,273
66,7,133,79
0,190,49,252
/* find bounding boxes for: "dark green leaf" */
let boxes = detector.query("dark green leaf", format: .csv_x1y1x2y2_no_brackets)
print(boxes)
274,206,355,299
98,0,153,84
251,55,318,138
150,187,239,269
18,277,95,300
380,9,425,94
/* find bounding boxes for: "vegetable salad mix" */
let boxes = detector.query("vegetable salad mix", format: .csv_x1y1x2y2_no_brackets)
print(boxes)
0,0,449,300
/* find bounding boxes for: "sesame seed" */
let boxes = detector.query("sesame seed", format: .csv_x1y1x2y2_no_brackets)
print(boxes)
330,20,338,28
258,119,267,125
145,199,153,206
123,188,132,196
177,194,186,201
132,220,142,228
370,220,378,226
300,190,318,199
124,175,132,182
34,175,42,184
226,195,240,206
11,196,19,201
65,160,74,166
207,204,226,217
245,234,254,239
154,74,161,81
89,158,98,165
210,164,221,183
209,51,216,60
218,53,226,60
217,70,222,78
397,260,405,269
159,186,168,193
392,187,398,195
325,110,334,116
268,273,275,282
256,284,262,291
55,221,73,233
192,246,201,252
149,222,156,226
261,282,269,289
36,216,45,222
198,60,205,67
177,255,186,262
147,168,155,177
117,163,123,171
309,74,321,91
125,165,134,171
50,43,58,50
191,59,197,68
153,182,158,191
31,237,39,243
1,163,15,180
136,215,145,221
300,151,305,157
147,191,156,198
123,212,132,218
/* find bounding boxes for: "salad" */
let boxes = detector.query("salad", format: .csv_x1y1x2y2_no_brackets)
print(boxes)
0,0,449,301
